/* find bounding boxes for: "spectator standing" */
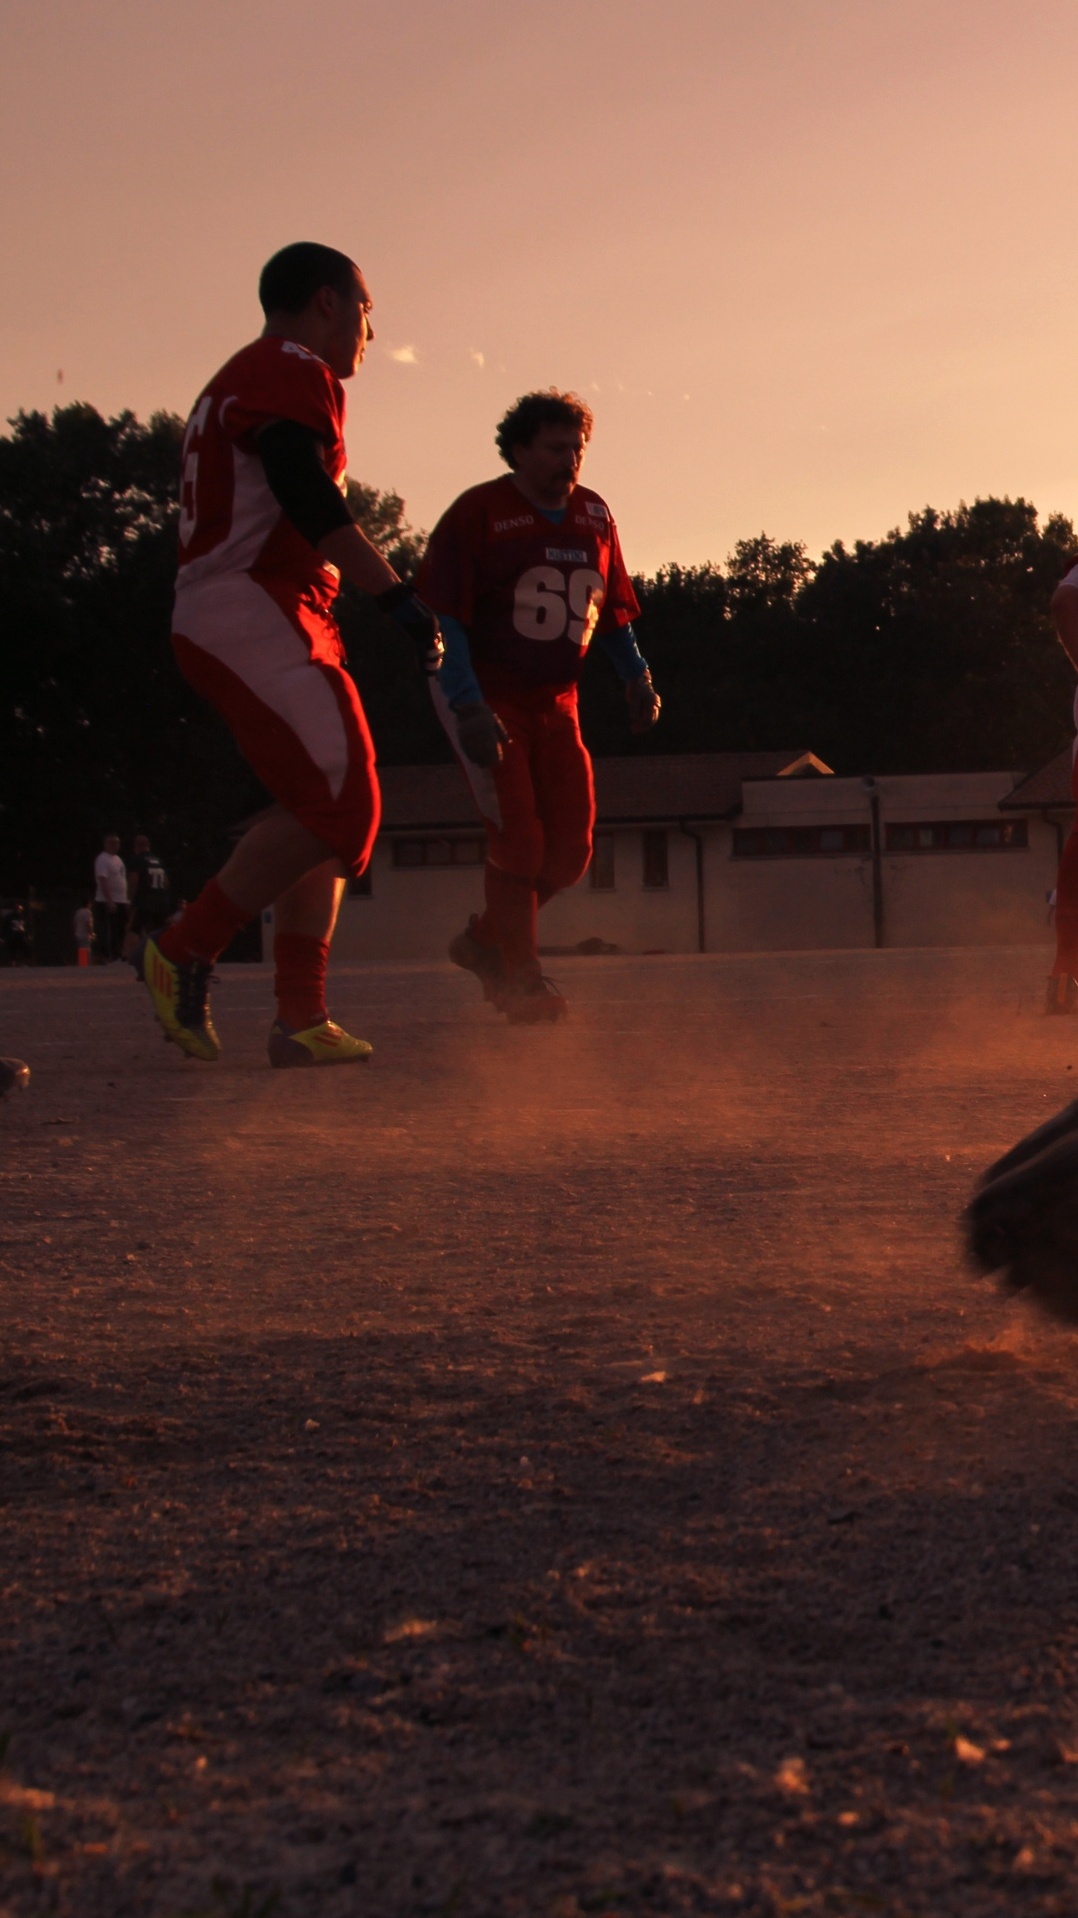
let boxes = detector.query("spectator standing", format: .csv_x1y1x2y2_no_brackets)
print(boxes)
73,900,95,967
93,834,128,961
126,835,172,946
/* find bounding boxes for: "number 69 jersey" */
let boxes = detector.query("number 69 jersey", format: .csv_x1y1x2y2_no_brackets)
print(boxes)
417,475,640,687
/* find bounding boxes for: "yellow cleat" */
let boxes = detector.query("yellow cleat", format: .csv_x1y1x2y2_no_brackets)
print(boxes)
268,1018,373,1069
138,935,220,1062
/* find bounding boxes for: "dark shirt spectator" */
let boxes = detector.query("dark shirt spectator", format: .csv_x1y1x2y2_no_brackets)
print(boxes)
126,835,173,938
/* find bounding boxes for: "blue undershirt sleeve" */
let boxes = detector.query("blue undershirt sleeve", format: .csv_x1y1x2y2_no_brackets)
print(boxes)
595,621,649,682
435,614,484,710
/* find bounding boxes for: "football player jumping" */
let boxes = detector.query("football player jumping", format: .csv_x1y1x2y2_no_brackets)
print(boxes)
417,391,660,1024
140,243,442,1067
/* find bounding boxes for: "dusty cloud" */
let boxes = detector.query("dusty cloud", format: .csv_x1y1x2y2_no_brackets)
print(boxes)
470,349,485,369
388,345,418,365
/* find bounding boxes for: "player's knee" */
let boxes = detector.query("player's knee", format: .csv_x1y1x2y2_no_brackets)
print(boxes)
335,805,379,881
541,837,592,895
492,826,545,883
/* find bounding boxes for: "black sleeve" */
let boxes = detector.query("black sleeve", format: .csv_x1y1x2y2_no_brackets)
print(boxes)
257,419,354,547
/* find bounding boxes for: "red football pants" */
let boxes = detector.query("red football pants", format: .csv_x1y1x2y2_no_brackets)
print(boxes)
437,680,595,969
1054,743,1078,975
172,573,380,880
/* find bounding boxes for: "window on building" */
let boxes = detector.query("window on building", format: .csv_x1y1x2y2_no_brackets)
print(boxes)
347,871,372,897
642,829,669,889
391,835,486,868
885,820,1028,852
731,824,871,858
589,832,616,890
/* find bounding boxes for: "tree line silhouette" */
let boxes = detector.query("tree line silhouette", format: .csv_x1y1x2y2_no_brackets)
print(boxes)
2,403,1074,900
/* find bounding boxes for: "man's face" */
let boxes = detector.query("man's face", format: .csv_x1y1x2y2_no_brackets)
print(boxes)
322,267,375,380
104,836,119,854
511,423,587,507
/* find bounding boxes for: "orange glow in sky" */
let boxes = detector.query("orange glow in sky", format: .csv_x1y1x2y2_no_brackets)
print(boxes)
3,0,1077,572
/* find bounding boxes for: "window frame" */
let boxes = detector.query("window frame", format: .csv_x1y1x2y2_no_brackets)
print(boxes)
731,824,872,859
884,819,1029,853
390,834,487,870
589,831,617,891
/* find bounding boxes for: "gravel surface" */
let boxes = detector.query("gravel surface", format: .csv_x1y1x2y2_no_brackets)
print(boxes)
3,948,1078,1917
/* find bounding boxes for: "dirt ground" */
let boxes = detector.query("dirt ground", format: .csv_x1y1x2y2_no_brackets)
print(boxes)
4,947,1078,1918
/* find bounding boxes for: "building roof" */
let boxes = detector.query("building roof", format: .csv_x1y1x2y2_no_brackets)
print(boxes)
998,748,1074,812
376,751,829,831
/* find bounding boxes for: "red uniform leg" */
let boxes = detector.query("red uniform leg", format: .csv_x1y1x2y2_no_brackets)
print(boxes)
1051,744,1078,978
172,578,380,881
531,689,595,906
158,878,250,966
433,681,585,1015
444,691,547,969
274,933,330,1028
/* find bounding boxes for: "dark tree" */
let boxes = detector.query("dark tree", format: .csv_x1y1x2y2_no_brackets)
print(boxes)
796,498,1076,772
0,406,440,901
334,481,447,766
581,539,816,758
345,479,425,577
0,404,194,897
612,503,1075,772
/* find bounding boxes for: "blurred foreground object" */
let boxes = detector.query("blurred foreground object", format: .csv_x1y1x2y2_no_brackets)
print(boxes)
966,1099,1078,1321
0,1058,30,1099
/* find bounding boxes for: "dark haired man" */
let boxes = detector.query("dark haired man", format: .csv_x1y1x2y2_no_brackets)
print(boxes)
140,243,442,1066
417,390,660,1023
126,834,172,945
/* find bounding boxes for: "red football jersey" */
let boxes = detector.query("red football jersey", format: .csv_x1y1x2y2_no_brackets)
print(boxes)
174,337,347,611
417,475,640,686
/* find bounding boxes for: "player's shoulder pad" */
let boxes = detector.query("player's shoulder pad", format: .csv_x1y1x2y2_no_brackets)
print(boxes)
247,336,339,385
436,476,514,522
574,484,613,524
465,475,518,507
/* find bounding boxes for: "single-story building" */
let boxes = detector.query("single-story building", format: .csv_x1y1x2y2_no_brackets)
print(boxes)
291,748,1074,961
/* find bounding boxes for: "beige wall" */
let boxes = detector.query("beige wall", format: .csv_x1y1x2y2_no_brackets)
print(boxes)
317,769,1064,962
709,833,876,951
721,773,1059,953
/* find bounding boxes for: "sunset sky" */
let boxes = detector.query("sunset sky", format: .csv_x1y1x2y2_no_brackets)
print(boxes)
3,0,1077,574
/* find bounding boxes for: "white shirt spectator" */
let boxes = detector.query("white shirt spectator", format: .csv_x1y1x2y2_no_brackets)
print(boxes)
94,851,128,906
73,905,94,947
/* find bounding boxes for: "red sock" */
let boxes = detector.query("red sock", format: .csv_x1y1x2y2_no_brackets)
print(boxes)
274,933,330,1029
157,879,251,965
476,864,537,971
